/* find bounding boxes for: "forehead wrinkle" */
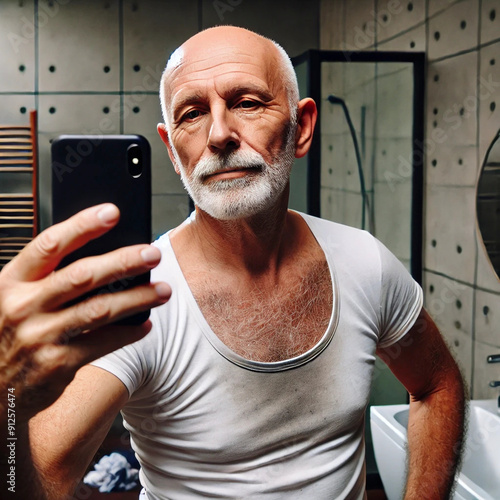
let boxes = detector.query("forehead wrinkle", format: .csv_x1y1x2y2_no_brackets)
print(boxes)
172,58,270,87
170,66,274,102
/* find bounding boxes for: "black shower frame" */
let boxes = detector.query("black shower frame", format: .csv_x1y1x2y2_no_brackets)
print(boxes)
291,50,425,285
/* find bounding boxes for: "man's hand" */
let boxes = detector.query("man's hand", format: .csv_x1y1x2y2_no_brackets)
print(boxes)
0,203,171,423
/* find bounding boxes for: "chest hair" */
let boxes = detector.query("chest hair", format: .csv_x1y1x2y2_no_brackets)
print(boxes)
191,259,333,362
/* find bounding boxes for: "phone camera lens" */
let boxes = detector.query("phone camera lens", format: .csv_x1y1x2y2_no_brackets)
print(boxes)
127,144,142,177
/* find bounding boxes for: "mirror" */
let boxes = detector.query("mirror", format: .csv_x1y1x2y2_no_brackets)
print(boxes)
477,130,500,279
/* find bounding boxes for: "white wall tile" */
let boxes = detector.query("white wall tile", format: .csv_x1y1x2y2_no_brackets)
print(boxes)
427,0,479,61
474,289,500,347
0,96,36,125
428,0,460,18
480,0,500,46
426,52,478,150
38,0,120,92
0,0,35,92
122,0,198,92
343,0,376,51
423,271,474,388
426,143,478,186
377,0,425,43
377,23,426,51
424,185,477,283
37,94,121,229
38,95,121,137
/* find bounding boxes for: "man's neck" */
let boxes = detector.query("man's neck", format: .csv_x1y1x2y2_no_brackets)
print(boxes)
170,193,302,281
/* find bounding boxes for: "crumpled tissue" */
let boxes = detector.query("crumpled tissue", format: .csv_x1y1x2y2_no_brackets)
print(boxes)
83,452,139,492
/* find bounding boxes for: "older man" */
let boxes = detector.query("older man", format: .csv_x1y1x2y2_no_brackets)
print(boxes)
0,26,464,499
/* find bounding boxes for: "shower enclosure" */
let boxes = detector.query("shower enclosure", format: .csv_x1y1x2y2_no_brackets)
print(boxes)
291,50,425,484
291,50,424,278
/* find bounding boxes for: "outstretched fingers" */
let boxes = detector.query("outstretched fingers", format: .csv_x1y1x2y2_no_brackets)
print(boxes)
4,203,120,282
49,280,171,343
39,243,164,311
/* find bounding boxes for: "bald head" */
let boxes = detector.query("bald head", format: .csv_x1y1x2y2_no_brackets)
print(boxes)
159,26,299,129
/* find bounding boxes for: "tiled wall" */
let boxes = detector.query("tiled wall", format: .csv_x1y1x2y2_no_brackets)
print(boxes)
0,0,319,238
320,0,500,399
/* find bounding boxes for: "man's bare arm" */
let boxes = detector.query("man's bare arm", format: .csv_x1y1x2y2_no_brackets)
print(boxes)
377,308,467,500
28,365,129,498
3,366,128,499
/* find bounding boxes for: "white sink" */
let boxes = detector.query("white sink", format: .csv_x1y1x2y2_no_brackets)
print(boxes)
370,399,500,500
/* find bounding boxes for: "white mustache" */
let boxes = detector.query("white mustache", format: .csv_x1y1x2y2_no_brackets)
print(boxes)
193,150,268,180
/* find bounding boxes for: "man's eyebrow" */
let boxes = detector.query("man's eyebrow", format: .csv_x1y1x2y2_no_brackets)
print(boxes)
225,83,274,102
171,93,204,120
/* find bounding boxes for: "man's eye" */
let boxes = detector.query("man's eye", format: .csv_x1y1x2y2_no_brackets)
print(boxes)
184,109,202,120
237,100,258,109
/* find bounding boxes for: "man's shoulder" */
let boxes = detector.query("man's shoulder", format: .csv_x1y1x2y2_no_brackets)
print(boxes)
298,212,375,244
297,212,385,272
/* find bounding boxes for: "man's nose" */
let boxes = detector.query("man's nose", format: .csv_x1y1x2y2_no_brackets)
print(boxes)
207,107,240,152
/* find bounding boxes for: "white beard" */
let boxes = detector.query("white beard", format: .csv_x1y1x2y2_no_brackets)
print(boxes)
173,127,297,220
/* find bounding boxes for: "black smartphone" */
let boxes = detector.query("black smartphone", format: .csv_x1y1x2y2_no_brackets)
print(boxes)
51,134,152,325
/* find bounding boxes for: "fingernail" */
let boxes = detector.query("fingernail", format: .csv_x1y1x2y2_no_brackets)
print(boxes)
97,204,119,224
141,246,160,265
154,282,171,299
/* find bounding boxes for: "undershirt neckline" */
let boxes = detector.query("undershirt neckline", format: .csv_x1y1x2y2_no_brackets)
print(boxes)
166,211,340,373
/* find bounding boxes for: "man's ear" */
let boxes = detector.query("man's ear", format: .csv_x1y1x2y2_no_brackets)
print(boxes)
294,98,317,159
157,123,180,174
